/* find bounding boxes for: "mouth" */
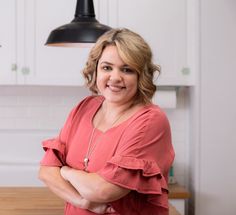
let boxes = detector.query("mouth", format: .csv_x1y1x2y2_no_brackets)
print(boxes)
106,84,126,92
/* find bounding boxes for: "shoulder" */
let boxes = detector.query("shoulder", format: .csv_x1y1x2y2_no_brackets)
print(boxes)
76,95,104,108
65,95,103,122
131,104,170,130
120,104,171,143
123,104,171,144
148,105,170,129
118,104,173,159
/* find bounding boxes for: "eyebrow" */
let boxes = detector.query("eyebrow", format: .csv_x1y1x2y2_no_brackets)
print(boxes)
100,61,113,65
100,61,130,67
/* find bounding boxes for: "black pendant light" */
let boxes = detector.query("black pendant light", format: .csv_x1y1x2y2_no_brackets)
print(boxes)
45,0,112,47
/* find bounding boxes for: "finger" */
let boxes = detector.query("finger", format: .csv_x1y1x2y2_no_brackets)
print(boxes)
106,205,116,213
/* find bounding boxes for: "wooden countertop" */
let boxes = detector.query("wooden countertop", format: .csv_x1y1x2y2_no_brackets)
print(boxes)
0,187,64,215
168,183,191,199
0,184,189,215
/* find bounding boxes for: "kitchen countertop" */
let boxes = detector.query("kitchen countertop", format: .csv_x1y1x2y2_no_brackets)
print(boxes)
168,183,190,199
0,184,189,215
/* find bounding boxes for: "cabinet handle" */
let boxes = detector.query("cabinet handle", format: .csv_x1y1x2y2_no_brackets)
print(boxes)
181,67,191,75
21,67,30,75
11,63,17,72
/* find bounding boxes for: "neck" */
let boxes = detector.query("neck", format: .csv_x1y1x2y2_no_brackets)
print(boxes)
94,100,134,131
101,100,134,118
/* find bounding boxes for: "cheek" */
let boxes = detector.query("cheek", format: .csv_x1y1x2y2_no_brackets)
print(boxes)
125,80,138,96
96,73,107,89
129,77,138,90
96,71,102,83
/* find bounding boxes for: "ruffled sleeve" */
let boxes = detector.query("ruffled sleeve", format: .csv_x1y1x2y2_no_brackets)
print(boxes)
40,138,66,166
98,155,169,210
40,105,77,167
97,107,174,212
98,155,168,194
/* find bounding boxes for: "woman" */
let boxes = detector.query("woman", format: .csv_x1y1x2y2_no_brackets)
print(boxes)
39,28,175,215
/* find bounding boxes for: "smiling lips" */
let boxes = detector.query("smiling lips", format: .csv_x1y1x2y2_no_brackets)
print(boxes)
106,84,125,92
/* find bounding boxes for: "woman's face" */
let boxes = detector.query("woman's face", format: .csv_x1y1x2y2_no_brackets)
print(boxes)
96,45,138,106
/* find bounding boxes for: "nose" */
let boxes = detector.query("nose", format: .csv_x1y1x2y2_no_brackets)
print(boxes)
109,69,122,82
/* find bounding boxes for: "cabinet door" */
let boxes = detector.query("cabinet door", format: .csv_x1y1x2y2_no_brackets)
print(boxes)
21,0,93,86
0,0,17,84
109,0,191,86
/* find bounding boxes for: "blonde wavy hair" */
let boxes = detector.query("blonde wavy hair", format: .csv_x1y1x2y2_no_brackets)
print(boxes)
83,28,160,104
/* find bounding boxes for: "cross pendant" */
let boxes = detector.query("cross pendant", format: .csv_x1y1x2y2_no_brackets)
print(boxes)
84,157,89,171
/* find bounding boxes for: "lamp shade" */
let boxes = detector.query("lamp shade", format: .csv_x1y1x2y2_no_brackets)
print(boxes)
45,0,112,47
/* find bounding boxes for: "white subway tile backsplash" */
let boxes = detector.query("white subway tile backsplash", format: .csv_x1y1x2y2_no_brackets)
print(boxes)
0,165,43,186
59,96,83,106
0,130,57,163
0,106,30,118
38,117,65,130
0,117,40,130
49,106,74,119
17,96,43,106
0,96,18,106
40,96,66,106
0,86,190,186
28,106,53,118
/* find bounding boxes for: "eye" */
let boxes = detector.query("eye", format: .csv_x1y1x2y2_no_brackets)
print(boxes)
102,65,112,71
121,67,135,74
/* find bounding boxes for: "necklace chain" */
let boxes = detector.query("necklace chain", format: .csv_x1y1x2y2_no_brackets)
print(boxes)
83,109,127,171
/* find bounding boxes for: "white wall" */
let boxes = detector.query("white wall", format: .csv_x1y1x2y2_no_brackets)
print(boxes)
190,0,236,214
0,86,190,186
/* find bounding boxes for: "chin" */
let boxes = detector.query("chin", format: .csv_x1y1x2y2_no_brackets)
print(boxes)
105,96,123,103
106,95,135,105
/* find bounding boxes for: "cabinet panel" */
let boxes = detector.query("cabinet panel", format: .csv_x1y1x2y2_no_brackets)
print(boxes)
110,0,191,85
0,0,17,84
23,0,91,86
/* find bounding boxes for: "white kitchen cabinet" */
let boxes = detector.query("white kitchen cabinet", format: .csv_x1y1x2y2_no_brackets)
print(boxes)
20,0,92,86
0,0,17,84
0,0,194,86
0,0,96,86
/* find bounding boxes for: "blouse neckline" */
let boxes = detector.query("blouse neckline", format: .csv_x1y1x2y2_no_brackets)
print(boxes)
90,96,153,134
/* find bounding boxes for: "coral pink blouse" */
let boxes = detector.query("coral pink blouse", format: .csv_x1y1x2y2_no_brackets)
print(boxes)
40,96,174,215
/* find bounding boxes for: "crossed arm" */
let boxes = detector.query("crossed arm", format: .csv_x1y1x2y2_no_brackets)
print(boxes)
60,166,130,202
38,165,130,213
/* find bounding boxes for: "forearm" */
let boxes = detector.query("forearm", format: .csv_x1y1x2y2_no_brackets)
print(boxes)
38,166,89,208
61,166,130,203
39,166,116,214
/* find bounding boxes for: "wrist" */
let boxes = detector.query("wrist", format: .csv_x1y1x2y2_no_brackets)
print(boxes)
74,197,90,209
